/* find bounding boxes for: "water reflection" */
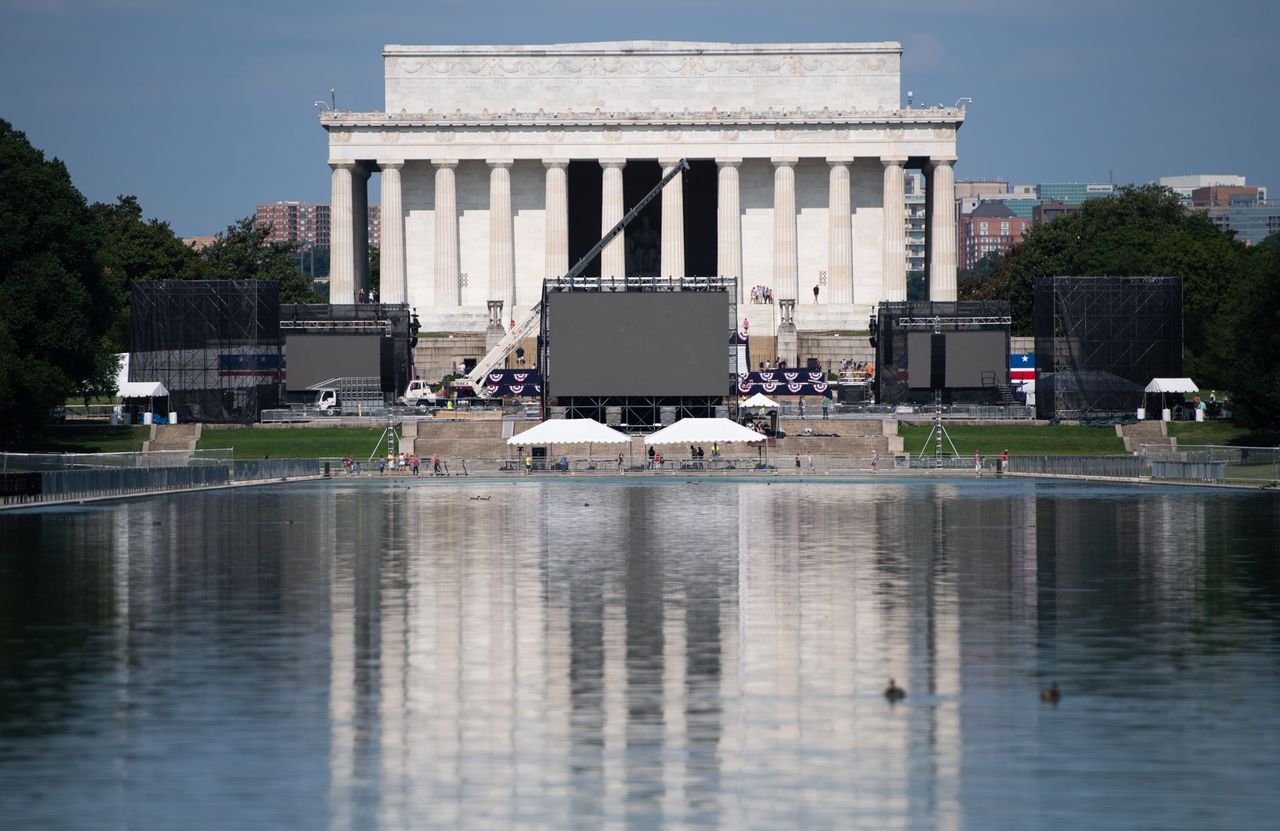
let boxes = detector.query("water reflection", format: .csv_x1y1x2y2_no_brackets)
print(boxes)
0,480,1277,829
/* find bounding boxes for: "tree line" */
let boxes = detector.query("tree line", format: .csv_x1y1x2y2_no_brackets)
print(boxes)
0,119,329,442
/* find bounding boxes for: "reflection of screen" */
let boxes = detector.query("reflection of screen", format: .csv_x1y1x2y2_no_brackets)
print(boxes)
908,331,1007,388
549,292,729,397
285,334,381,390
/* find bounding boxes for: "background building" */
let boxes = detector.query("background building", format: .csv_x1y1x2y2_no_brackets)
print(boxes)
958,202,1030,269
1158,174,1260,204
254,201,381,249
905,171,926,277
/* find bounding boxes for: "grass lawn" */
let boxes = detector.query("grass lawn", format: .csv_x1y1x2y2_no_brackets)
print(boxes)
12,425,150,454
198,427,388,459
1167,422,1280,448
898,423,1126,456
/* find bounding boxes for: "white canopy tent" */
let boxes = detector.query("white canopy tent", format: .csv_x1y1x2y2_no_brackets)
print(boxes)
1144,378,1199,394
508,417,630,446
115,353,168,399
742,392,780,409
508,417,631,470
644,418,766,445
1144,377,1201,421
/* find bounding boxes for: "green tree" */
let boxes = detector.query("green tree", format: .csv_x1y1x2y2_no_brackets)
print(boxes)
1210,234,1280,428
960,186,1245,385
200,216,323,303
0,119,118,444
93,195,206,348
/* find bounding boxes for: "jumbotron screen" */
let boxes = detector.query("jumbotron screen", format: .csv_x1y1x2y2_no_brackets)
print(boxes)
548,292,729,397
907,330,1007,389
285,334,381,391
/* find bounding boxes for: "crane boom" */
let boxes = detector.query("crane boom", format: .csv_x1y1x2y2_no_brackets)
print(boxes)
461,159,690,395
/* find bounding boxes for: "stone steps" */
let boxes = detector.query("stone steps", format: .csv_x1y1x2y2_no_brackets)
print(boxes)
144,423,202,453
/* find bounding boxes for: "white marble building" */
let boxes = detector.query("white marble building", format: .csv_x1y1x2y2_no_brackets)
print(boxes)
322,41,963,336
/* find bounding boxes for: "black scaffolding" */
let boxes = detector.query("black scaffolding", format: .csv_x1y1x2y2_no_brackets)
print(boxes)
1033,276,1183,419
129,281,283,423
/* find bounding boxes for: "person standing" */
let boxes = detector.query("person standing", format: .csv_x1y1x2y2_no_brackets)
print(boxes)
871,449,879,472
524,454,532,475
798,398,805,420
617,452,625,473
821,397,830,420
813,284,820,303
1001,448,1009,474
411,455,420,476
805,454,815,473
432,454,441,475
974,450,982,477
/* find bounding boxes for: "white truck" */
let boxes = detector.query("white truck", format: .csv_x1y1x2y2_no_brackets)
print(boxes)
399,379,437,409
310,377,384,414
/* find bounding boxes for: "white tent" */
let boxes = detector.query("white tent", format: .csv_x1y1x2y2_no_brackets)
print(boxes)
115,353,168,398
1145,378,1199,394
508,417,630,446
644,418,766,445
742,392,780,409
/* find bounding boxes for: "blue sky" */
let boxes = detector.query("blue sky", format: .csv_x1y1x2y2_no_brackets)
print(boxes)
2,0,1277,236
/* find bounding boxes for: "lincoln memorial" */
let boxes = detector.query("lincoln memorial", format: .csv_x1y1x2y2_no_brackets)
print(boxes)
321,41,963,362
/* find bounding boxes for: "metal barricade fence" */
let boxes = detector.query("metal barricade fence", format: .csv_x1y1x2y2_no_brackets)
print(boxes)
232,459,322,481
39,465,230,500
1142,444,1280,484
1007,455,1142,478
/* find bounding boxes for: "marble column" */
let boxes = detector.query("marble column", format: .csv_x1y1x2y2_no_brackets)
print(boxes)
378,160,406,304
660,158,685,278
488,160,515,324
929,157,958,301
328,161,356,303
716,158,743,301
433,160,459,307
351,165,370,296
544,160,569,280
881,157,908,302
772,158,798,301
600,160,627,278
827,158,854,305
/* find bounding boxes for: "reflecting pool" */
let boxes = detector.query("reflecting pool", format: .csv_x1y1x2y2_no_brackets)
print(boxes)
1,478,1278,829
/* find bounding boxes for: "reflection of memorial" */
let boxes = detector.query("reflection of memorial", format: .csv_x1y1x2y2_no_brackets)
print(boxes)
318,481,1212,826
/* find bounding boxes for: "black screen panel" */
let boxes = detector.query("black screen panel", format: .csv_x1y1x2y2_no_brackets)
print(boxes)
549,292,728,397
945,331,1007,387
286,334,382,390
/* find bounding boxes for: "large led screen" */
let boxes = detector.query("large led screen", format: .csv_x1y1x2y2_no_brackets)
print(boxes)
549,292,730,397
908,331,1007,389
285,334,381,390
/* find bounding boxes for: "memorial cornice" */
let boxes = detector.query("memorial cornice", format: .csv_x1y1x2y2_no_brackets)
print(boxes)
320,107,965,131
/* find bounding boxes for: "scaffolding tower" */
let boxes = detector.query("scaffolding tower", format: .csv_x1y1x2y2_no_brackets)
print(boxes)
1033,276,1183,419
129,281,283,423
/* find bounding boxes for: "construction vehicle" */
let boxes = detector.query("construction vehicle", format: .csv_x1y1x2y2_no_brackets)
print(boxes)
399,379,438,408
310,376,383,413
454,158,690,396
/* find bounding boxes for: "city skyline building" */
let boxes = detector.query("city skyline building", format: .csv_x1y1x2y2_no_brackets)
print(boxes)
254,201,382,250
958,201,1030,270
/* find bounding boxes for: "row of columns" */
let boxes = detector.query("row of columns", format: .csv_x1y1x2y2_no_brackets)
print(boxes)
330,156,958,309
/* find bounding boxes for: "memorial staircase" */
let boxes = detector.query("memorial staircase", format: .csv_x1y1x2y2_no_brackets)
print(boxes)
1119,420,1176,454
144,423,203,459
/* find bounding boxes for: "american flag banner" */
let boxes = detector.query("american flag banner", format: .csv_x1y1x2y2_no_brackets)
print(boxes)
1010,353,1035,385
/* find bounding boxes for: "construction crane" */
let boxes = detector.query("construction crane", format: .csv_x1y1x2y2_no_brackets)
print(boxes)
458,159,691,396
